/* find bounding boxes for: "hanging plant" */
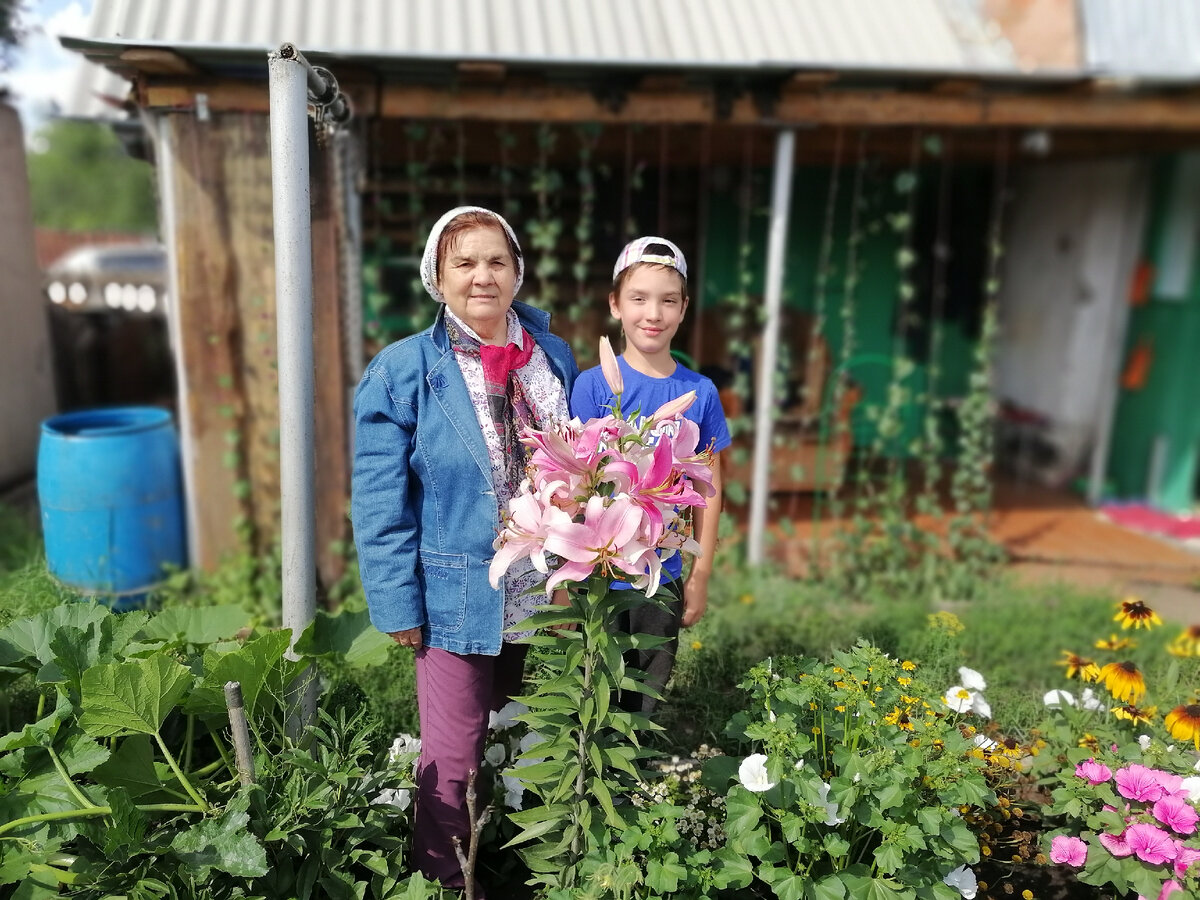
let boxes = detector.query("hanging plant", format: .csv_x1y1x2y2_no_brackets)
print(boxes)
571,124,601,317
526,123,564,310
496,126,520,223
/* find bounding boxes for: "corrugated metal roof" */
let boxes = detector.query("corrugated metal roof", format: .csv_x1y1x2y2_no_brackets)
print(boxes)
1079,0,1200,79
69,0,1018,70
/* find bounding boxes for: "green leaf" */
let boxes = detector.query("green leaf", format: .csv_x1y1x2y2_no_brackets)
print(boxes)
874,842,904,875
102,787,148,858
138,604,252,646
724,787,763,838
79,654,193,737
841,872,913,900
645,853,685,894
57,729,110,776
809,874,847,900
185,630,296,718
293,607,393,668
701,754,740,791
170,791,268,878
0,603,110,675
712,848,755,889
590,776,622,828
0,695,71,752
91,735,168,799
772,873,808,900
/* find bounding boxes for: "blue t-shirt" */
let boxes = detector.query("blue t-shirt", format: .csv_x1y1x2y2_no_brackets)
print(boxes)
570,355,731,583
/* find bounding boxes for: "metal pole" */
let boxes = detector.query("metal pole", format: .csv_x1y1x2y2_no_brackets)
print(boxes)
747,129,796,565
268,47,318,734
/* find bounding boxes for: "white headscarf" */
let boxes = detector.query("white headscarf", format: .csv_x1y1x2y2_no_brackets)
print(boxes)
420,206,525,304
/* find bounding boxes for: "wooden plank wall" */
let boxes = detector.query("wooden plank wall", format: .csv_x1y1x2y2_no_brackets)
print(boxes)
168,112,349,588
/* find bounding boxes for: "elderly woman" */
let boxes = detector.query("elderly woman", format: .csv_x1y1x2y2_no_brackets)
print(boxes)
352,206,577,892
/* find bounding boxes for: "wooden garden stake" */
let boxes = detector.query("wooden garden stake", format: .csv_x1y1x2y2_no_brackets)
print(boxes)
223,681,255,785
452,768,491,900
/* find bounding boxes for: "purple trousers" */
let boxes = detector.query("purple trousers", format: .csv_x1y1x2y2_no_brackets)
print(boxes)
413,641,528,891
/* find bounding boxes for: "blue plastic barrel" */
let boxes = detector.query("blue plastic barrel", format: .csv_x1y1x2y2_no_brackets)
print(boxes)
38,407,186,609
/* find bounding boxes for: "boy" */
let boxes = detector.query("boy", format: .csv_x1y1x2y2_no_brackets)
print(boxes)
570,236,731,713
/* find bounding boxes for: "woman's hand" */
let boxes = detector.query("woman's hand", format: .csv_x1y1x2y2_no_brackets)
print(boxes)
389,627,424,650
681,571,709,628
551,589,577,635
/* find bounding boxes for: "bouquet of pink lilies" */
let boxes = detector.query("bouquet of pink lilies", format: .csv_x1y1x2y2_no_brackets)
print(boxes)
489,337,717,596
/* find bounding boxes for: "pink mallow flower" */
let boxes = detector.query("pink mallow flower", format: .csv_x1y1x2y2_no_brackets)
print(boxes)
1173,843,1200,878
1098,830,1133,858
1144,880,1184,900
1116,764,1171,804
1125,823,1179,866
1050,835,1088,867
1075,759,1113,785
1153,795,1200,836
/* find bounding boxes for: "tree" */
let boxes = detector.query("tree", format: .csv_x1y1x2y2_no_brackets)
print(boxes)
0,0,27,71
26,119,158,232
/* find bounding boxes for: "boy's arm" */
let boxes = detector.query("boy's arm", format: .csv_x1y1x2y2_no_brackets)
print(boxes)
682,452,723,628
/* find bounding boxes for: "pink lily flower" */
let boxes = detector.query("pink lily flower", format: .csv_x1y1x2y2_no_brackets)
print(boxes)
648,390,697,425
598,336,623,396
542,495,659,594
669,418,717,497
488,491,572,587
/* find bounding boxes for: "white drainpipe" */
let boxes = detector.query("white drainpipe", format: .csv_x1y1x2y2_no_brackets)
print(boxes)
747,129,797,565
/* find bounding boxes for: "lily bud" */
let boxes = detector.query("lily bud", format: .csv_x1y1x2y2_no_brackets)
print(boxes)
598,336,623,396
650,390,697,424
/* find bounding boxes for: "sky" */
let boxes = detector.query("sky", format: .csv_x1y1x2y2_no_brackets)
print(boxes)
2,0,95,137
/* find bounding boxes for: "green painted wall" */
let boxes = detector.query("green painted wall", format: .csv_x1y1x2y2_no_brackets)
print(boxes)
1108,156,1200,513
699,164,990,456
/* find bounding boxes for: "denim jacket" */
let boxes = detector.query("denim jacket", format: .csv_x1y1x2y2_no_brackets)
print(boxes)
351,301,578,655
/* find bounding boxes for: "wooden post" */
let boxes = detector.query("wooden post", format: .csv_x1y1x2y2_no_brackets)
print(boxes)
223,681,255,785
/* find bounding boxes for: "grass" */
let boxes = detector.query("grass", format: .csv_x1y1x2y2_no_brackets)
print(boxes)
660,565,1198,753
3,500,1194,760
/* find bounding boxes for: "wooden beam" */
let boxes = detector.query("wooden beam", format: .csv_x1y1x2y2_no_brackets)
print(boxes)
143,75,1200,131
168,113,253,569
309,142,351,595
119,48,198,76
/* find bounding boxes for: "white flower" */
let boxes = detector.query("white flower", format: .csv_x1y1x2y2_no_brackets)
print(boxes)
388,734,421,761
852,771,861,783
944,686,974,714
795,759,806,771
1180,776,1200,803
738,754,777,793
944,686,990,718
372,788,412,811
489,700,528,731
1138,734,1152,751
1043,689,1076,709
484,743,506,766
502,774,525,810
516,731,546,767
943,865,977,899
958,667,987,692
972,734,1000,752
1080,688,1106,711
768,710,777,723
817,781,846,825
